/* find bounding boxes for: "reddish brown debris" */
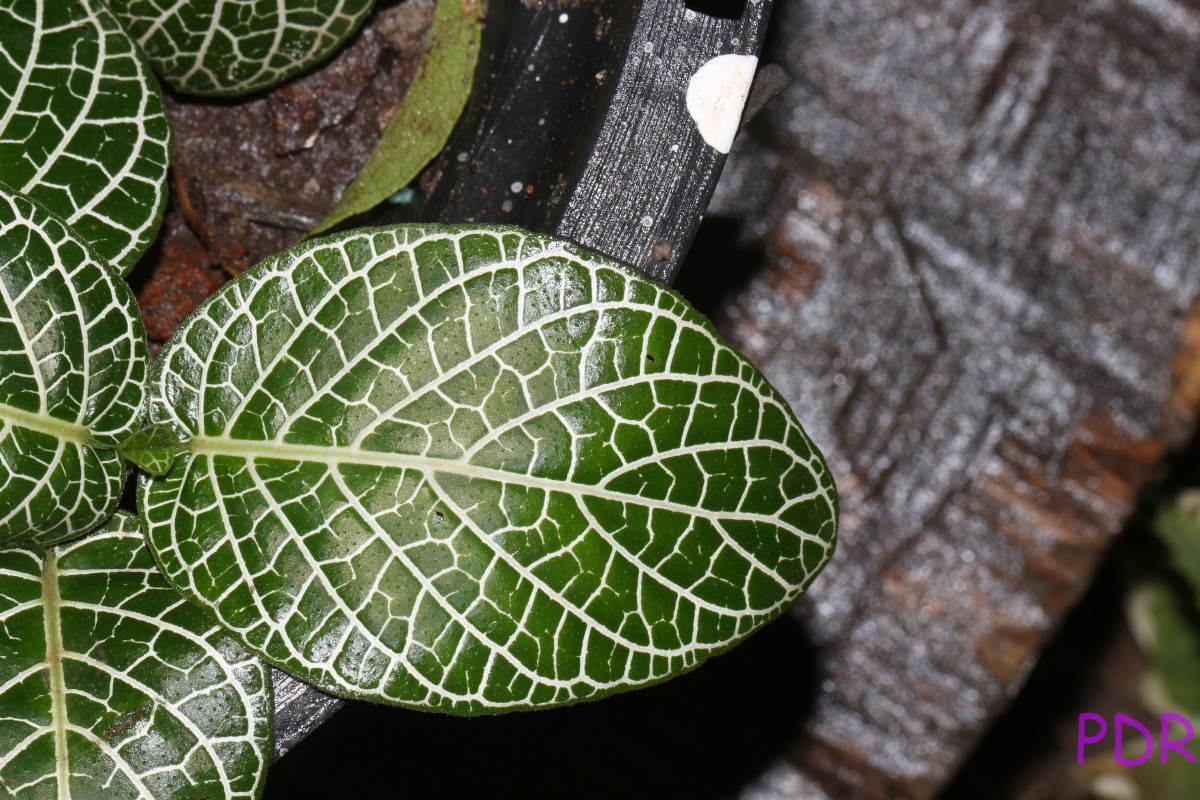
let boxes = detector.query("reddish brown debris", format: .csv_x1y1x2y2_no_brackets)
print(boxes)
131,3,434,347
132,217,225,342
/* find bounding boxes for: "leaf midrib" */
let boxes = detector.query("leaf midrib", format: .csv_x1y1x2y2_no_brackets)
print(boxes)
0,401,88,445
188,435,810,529
40,550,70,800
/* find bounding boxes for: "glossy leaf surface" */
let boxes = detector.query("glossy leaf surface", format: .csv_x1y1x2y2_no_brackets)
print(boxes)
107,0,375,96
0,512,271,799
0,188,146,548
141,226,838,712
0,0,172,272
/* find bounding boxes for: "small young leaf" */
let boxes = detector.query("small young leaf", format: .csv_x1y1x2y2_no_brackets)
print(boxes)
118,423,185,476
315,0,482,232
0,512,272,799
0,187,147,548
106,0,376,96
0,0,172,272
140,225,838,713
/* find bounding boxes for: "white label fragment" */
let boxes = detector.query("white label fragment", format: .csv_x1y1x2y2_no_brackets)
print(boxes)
686,54,758,154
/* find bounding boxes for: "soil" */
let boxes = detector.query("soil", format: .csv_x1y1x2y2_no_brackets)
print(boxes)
127,0,434,347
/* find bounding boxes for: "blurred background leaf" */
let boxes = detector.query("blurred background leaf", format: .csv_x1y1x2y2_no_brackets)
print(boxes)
315,0,481,233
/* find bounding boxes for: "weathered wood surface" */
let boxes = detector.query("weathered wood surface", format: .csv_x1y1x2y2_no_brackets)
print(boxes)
704,0,1200,797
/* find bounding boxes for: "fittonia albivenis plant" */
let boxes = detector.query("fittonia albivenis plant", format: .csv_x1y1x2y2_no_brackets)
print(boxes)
0,1,837,797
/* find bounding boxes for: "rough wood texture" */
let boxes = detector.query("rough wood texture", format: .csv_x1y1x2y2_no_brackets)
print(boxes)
703,0,1200,797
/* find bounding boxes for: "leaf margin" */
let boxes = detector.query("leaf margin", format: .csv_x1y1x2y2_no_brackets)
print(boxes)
137,223,840,714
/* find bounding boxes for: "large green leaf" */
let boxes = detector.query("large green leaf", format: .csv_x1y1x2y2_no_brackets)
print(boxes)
315,0,482,232
140,225,838,712
0,512,271,799
106,0,376,96
0,187,146,548
0,0,171,273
